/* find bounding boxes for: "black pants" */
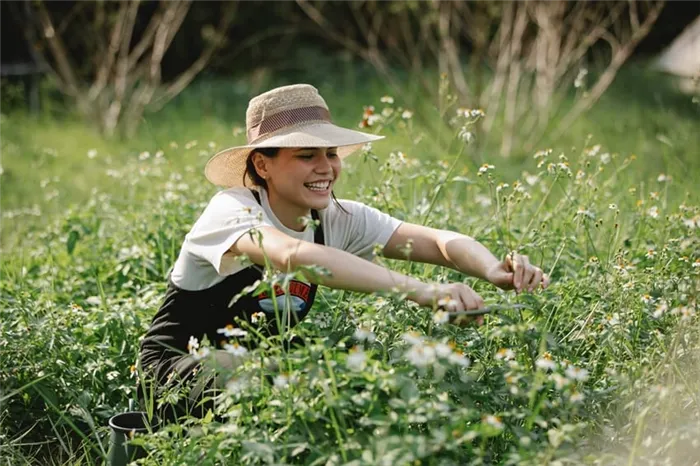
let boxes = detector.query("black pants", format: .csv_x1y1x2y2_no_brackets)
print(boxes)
137,336,305,424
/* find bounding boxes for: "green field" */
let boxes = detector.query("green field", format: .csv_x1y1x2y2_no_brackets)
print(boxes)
1,65,699,465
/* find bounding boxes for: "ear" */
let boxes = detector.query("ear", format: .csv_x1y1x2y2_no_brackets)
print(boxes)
252,152,269,180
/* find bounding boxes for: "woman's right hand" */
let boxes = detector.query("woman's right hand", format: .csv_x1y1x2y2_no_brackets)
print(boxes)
410,282,486,326
411,282,485,311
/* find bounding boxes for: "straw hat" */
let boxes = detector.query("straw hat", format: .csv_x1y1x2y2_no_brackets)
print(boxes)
205,84,384,188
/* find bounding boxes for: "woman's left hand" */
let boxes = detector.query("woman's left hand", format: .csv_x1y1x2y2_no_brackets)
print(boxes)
485,253,550,294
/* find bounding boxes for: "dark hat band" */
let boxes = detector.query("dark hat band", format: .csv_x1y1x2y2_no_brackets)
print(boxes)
247,106,332,143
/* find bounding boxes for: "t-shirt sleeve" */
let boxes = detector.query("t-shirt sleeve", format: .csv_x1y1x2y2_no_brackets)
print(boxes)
184,190,273,276
334,200,403,260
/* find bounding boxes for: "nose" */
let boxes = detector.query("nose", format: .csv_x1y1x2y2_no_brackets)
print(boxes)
314,151,334,174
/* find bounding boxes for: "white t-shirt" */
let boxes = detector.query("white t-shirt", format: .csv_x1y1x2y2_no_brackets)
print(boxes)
170,187,403,291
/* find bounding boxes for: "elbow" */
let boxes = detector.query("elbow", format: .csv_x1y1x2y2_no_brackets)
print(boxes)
274,239,311,271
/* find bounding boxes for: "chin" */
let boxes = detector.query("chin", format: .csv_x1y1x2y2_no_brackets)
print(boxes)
308,196,331,210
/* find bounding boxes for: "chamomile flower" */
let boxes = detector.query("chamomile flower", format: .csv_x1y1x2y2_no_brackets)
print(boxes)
354,326,376,343
551,373,569,390
495,348,516,361
217,324,247,338
433,310,450,325
405,343,437,368
347,346,367,371
191,346,211,361
569,391,585,403
401,110,413,120
226,377,247,395
564,366,589,381
380,95,394,104
482,415,504,430
448,351,470,367
251,312,266,324
223,342,248,357
478,164,495,175
536,352,557,371
647,206,659,219
273,374,290,389
187,336,199,352
653,302,668,318
641,294,653,304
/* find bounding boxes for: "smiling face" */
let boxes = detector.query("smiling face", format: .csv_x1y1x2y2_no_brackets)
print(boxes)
252,147,341,228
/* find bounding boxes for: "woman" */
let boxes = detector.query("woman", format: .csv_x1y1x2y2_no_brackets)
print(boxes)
138,84,549,422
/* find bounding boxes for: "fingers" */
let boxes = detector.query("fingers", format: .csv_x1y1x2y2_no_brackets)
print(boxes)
512,254,550,293
527,268,543,292
512,254,526,292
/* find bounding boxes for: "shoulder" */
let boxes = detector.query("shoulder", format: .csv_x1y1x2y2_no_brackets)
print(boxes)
193,187,262,228
206,187,259,212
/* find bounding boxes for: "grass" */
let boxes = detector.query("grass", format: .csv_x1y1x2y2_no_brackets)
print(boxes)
1,63,699,465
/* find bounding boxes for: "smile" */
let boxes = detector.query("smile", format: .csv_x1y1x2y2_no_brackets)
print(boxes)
304,181,331,192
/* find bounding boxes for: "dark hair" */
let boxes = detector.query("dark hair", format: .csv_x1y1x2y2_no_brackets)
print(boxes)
243,148,349,214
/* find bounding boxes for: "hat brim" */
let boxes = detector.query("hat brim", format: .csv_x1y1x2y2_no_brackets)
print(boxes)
205,122,384,188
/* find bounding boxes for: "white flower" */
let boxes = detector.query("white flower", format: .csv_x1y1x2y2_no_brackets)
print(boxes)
433,310,449,325
87,149,98,159
653,302,668,319
536,354,557,371
226,377,247,395
86,296,101,306
402,331,424,346
641,294,653,304
496,348,515,361
217,325,248,338
600,153,611,164
401,110,413,119
576,207,595,219
606,313,620,326
680,306,696,322
657,173,671,182
191,346,210,361
223,342,248,357
354,327,376,343
435,343,453,358
647,206,659,219
569,391,585,403
564,366,589,381
139,151,151,161
551,373,569,390
251,312,266,324
437,296,459,311
405,344,437,368
273,374,289,389
448,351,470,367
187,336,199,352
645,249,656,259
347,346,367,371
380,95,394,104
478,164,495,174
367,114,382,126
482,415,503,430
608,203,617,210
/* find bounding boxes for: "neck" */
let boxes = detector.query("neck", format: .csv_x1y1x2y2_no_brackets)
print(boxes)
265,188,311,232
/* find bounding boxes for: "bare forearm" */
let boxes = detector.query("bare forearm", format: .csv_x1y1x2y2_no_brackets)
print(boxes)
436,231,502,281
286,242,426,299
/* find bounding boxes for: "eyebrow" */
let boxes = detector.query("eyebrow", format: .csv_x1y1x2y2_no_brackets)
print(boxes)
293,147,338,152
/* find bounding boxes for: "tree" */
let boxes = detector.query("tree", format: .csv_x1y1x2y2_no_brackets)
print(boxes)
296,0,664,156
14,1,237,137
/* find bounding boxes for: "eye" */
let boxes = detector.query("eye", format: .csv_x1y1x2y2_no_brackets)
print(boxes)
328,152,339,158
297,154,314,160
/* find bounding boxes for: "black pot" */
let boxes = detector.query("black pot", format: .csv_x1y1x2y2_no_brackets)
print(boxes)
106,411,158,466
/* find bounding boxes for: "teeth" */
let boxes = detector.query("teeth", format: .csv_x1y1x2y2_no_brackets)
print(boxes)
305,181,330,190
